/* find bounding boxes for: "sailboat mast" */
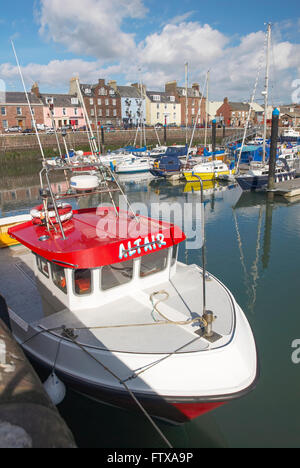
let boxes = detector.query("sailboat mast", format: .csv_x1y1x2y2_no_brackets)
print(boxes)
204,70,209,148
263,23,271,163
185,62,188,145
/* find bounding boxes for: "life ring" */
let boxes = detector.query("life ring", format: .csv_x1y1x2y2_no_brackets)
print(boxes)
31,203,73,226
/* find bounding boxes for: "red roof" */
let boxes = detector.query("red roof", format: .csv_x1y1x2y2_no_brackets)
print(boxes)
9,207,186,269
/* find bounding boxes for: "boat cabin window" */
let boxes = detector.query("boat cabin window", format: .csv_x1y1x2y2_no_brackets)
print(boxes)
51,263,67,294
36,255,49,278
101,260,134,291
171,245,178,267
140,249,168,278
74,269,92,296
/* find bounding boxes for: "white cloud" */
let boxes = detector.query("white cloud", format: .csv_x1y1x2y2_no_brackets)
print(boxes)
38,0,147,60
2,4,300,104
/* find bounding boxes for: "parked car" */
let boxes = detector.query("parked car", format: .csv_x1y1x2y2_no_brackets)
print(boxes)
5,126,21,133
45,128,55,134
22,128,34,134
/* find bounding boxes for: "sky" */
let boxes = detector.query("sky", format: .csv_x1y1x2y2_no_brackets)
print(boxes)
0,0,300,104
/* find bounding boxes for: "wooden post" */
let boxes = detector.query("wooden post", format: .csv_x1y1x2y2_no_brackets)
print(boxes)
164,124,167,146
101,125,105,153
267,108,279,191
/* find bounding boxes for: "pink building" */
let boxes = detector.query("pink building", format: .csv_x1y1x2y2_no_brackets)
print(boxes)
31,83,86,129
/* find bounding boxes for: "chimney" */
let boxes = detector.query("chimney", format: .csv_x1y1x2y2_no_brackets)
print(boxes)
98,78,105,87
69,76,79,95
131,83,146,96
165,81,177,94
31,82,40,98
224,97,228,104
192,83,200,92
108,80,117,91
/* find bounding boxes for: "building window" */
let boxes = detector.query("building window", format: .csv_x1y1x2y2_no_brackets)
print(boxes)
170,96,175,102
106,109,110,117
89,99,94,105
101,260,134,290
98,109,102,117
1,107,6,116
153,95,161,101
156,104,159,109
16,107,22,115
112,99,116,106
51,263,67,294
191,108,195,115
113,109,117,117
157,112,160,119
140,250,168,278
109,89,115,95
91,108,95,116
74,269,92,296
62,108,66,116
97,99,101,105
99,88,107,96
105,99,109,106
74,108,78,116
2,120,8,129
71,97,78,105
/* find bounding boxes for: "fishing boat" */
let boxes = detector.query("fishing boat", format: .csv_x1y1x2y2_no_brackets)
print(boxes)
0,157,258,425
183,160,235,182
0,214,31,248
1,48,258,432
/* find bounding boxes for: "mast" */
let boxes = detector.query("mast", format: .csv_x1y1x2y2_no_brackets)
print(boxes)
185,62,188,145
204,70,209,149
262,23,271,163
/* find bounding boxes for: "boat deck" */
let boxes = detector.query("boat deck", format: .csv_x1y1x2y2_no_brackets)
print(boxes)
0,246,235,355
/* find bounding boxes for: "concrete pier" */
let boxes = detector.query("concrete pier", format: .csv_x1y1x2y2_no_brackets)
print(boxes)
0,312,76,448
268,178,300,199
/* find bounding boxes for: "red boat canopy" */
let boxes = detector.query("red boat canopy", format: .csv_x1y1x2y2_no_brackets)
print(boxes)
9,207,186,269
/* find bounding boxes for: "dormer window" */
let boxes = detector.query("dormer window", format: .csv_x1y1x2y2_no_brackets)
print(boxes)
153,95,161,102
71,98,78,105
170,96,175,102
85,89,91,94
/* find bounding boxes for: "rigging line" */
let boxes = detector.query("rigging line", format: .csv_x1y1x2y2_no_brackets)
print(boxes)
11,41,46,162
232,209,252,298
185,74,208,164
236,33,267,173
249,205,264,313
61,329,173,449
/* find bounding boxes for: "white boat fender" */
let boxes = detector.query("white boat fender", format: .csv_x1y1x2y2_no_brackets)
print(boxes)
43,372,66,406
70,175,99,191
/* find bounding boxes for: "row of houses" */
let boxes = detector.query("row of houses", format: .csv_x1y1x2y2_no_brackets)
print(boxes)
0,77,299,132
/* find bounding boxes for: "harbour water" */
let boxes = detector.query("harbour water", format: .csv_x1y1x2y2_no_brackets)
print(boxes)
1,166,300,448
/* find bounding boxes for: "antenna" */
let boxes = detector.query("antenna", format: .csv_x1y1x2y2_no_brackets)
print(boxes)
11,41,46,162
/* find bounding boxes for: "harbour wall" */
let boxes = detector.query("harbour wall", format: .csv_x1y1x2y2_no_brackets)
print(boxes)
0,128,241,152
0,312,76,448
